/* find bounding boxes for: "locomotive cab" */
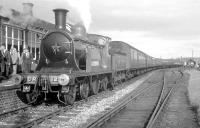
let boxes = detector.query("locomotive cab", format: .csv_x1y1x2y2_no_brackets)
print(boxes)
75,47,86,70
71,24,88,71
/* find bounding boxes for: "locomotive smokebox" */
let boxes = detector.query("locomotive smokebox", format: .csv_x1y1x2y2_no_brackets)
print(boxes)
53,9,69,29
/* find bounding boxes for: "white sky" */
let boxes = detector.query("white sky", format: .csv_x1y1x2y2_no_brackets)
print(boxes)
1,0,200,59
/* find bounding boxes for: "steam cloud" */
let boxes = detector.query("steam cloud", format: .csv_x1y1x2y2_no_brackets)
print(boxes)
66,0,92,30
0,6,37,27
0,0,92,30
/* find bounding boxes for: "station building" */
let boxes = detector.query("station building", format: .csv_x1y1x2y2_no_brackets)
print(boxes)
0,3,55,60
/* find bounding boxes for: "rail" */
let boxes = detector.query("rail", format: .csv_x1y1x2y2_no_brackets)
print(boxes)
84,70,183,128
0,106,30,118
84,79,162,128
145,70,183,128
0,69,183,127
0,69,154,127
14,96,93,128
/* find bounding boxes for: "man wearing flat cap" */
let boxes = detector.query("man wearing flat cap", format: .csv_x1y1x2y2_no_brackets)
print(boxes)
0,44,12,77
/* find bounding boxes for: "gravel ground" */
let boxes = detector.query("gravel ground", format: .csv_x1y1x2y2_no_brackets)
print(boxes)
39,71,158,128
154,70,200,128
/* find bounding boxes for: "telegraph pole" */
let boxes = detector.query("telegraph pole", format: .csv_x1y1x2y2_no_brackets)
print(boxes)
192,50,194,58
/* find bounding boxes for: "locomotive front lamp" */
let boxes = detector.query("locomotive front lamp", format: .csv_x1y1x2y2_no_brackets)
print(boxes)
23,85,31,92
13,74,23,85
58,74,70,86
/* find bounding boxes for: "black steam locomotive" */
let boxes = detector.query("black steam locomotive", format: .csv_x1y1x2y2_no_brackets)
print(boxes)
17,9,173,105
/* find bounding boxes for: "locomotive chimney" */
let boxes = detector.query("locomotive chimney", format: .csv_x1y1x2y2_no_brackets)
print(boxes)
22,3,34,16
53,9,69,29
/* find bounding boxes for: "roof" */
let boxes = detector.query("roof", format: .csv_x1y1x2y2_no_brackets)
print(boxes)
187,59,196,62
87,34,111,41
0,6,55,32
31,19,55,31
110,41,152,58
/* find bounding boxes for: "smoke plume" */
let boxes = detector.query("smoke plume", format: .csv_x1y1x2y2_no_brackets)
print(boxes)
0,6,37,27
66,0,92,31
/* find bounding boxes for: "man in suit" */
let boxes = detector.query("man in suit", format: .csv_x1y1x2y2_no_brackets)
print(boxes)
10,46,19,75
0,48,4,76
21,47,33,73
0,44,12,77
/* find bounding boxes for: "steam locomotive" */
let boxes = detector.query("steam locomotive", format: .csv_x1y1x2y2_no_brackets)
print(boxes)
16,9,173,105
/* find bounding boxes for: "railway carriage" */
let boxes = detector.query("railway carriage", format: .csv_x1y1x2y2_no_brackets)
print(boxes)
16,9,167,105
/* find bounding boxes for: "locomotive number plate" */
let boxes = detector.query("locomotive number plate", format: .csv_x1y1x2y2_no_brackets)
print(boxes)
53,77,58,82
50,76,58,84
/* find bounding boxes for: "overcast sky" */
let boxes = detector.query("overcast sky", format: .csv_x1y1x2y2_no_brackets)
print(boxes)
1,0,200,59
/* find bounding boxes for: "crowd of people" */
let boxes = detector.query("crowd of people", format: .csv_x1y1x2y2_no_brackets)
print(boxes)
0,44,35,79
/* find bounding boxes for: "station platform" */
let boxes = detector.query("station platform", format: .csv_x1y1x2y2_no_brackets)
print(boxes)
0,79,15,86
0,75,20,91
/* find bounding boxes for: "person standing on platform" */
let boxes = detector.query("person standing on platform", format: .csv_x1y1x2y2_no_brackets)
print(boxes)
21,47,33,73
0,48,4,76
10,47,19,75
0,45,12,77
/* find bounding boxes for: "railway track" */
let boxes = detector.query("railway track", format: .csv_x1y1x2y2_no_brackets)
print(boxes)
0,70,182,128
146,70,183,128
0,69,155,128
84,70,183,128
0,93,97,128
0,105,30,119
84,81,161,128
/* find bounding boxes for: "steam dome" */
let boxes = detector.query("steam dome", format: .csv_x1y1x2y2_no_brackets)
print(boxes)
71,23,87,39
